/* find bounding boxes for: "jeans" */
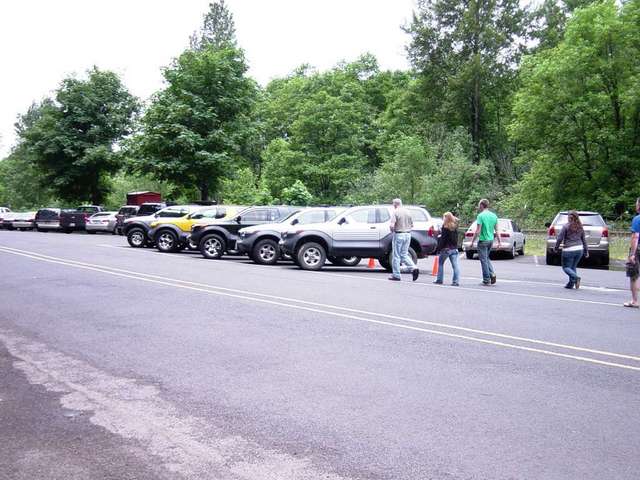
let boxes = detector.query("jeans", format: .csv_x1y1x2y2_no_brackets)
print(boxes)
392,232,416,279
562,250,583,286
437,248,460,284
477,240,495,283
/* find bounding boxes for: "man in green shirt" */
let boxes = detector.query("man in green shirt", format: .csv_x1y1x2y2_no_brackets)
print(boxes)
471,198,501,285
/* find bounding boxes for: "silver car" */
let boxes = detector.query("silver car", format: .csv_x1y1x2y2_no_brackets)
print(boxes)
545,211,609,265
86,211,118,234
463,218,526,259
11,211,37,230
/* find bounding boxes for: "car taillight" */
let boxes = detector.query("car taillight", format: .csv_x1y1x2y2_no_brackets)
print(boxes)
602,228,609,238
500,233,510,238
548,226,556,236
465,232,474,237
428,226,435,237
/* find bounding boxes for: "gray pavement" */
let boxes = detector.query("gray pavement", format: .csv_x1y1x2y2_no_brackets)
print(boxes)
0,229,639,480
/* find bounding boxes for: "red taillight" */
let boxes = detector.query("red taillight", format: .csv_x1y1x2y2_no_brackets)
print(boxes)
548,226,556,236
500,233,510,238
428,226,435,237
465,232,474,237
602,228,609,238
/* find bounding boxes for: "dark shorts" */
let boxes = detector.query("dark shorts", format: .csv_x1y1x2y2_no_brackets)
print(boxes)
627,251,640,280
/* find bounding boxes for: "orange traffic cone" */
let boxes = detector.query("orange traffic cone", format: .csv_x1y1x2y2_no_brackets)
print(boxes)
367,257,376,269
431,256,439,276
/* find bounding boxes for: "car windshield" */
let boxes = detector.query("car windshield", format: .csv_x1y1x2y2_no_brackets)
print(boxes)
138,205,160,216
555,213,605,227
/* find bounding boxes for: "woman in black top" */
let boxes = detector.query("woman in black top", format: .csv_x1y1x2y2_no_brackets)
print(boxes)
434,212,460,286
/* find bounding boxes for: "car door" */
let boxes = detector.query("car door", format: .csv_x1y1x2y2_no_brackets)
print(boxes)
234,208,275,235
330,207,381,256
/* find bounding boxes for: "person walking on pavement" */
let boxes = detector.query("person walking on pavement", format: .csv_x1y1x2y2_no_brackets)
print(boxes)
554,210,589,289
433,212,460,286
389,198,420,282
624,198,640,308
470,199,501,286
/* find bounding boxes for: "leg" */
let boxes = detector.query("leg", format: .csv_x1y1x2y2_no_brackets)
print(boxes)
449,251,460,285
391,234,401,279
561,253,575,286
477,241,491,283
399,233,416,270
631,277,639,305
435,251,447,283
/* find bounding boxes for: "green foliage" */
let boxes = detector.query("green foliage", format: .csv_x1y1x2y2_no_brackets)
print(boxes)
0,147,57,209
17,68,138,204
219,167,272,205
189,0,237,50
281,180,313,206
103,171,177,210
509,0,640,221
129,45,258,201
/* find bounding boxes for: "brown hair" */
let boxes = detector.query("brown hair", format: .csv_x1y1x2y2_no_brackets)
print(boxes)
443,211,459,230
567,210,583,234
479,199,490,209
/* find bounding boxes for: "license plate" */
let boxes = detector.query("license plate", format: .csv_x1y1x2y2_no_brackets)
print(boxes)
69,223,75,227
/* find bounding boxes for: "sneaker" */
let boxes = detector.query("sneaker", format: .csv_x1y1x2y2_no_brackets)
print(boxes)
490,274,496,285
564,283,573,289
575,277,581,289
388,276,401,281
451,282,460,286
433,280,443,285
412,268,420,282
481,281,491,286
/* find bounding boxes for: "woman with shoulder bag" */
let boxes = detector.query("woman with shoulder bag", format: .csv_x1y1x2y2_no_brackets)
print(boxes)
554,210,589,289
433,212,460,286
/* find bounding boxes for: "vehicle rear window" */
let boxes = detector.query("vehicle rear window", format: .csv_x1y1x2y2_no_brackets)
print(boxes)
555,214,605,227
408,208,428,222
138,204,161,216
119,207,139,215
77,206,99,213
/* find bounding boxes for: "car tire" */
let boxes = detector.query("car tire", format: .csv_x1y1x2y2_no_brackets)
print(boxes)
329,256,361,267
156,230,179,253
601,253,610,267
296,242,327,270
252,239,280,265
87,230,96,235
545,251,559,265
200,234,226,259
518,242,525,256
381,247,418,272
466,251,475,260
127,227,147,248
506,243,516,259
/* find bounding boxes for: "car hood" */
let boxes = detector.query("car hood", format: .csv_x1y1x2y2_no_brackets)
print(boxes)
124,214,157,224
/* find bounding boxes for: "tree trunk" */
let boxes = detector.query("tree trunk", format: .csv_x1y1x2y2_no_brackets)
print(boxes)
200,182,209,202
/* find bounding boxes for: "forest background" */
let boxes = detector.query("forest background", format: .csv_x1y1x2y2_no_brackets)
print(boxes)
1,0,639,227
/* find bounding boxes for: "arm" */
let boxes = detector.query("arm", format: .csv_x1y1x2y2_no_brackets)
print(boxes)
581,231,589,258
389,212,396,233
471,223,481,244
630,232,639,263
554,226,565,252
494,222,501,246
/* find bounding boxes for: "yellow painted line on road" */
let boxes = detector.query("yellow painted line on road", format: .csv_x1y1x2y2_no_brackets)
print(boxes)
1,244,639,373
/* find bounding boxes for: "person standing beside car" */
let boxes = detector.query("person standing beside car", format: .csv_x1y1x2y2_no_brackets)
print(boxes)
471,199,501,286
624,198,640,308
433,212,460,286
554,210,589,289
389,198,420,282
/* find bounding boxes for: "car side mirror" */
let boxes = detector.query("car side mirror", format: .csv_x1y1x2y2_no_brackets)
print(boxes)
544,222,551,228
291,218,299,226
338,217,347,225
154,213,159,218
236,216,242,223
215,212,226,219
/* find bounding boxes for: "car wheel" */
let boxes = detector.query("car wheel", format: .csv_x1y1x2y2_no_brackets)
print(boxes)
333,256,361,267
601,253,610,267
545,251,558,265
518,242,525,256
156,230,179,253
506,243,516,259
253,239,280,265
465,251,475,260
200,234,226,259
87,230,96,235
297,242,326,270
127,227,146,248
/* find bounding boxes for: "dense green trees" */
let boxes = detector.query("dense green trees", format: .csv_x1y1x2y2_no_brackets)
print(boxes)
2,0,637,225
508,0,640,220
16,68,138,204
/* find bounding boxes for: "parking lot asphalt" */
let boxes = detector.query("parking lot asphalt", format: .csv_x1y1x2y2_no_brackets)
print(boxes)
1,230,639,480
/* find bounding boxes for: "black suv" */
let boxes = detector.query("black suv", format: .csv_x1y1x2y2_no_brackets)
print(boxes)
190,206,300,259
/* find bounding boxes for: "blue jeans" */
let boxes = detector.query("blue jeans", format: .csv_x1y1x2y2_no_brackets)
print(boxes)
562,250,583,285
437,248,460,284
392,232,416,279
477,240,495,283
